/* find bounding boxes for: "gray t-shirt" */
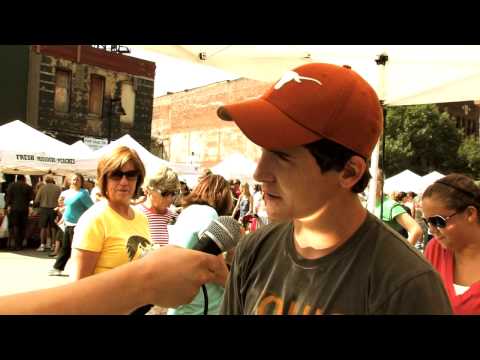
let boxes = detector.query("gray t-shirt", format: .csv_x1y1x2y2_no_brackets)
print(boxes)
220,213,452,315
35,183,61,208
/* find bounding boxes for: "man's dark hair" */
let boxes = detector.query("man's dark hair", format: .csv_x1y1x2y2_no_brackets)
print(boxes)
304,138,371,193
16,175,26,182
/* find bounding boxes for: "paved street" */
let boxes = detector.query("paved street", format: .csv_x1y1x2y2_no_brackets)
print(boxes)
0,248,71,296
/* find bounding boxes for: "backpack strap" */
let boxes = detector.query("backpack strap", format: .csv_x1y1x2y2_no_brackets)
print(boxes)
389,203,404,222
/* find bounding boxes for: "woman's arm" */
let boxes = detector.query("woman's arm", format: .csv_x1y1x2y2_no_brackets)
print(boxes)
80,191,94,209
231,196,240,217
0,246,227,315
70,248,101,280
396,213,423,246
248,195,254,214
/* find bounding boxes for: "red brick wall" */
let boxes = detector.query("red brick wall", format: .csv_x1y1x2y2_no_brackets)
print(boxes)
152,78,271,168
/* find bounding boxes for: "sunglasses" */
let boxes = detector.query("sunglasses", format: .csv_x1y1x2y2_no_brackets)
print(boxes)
160,190,179,197
149,188,178,197
108,170,139,181
422,211,459,229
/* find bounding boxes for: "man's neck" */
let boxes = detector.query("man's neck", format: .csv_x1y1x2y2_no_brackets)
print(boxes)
293,196,367,259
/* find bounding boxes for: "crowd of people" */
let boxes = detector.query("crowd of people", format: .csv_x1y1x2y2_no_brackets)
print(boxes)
1,61,480,315
0,146,268,315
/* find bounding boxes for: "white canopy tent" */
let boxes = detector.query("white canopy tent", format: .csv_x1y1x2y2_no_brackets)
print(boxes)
211,153,258,183
0,120,78,175
130,45,480,211
384,170,422,194
418,171,445,194
76,134,198,178
70,140,94,158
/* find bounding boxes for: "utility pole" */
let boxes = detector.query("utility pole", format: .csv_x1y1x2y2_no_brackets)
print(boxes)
108,97,125,143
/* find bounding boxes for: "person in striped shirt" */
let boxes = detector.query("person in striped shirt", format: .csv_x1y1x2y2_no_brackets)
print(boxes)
136,166,180,247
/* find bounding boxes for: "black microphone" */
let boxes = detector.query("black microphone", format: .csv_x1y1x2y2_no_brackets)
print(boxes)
193,216,242,315
193,216,242,255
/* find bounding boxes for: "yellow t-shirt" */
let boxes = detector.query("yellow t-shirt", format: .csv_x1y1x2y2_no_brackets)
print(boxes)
72,201,151,274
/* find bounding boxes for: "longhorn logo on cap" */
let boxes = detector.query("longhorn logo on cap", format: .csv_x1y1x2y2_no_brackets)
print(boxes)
274,70,323,90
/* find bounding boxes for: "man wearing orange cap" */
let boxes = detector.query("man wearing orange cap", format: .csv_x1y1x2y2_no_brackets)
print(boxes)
218,63,452,314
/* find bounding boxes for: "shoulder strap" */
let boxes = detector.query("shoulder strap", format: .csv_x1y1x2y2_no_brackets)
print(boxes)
389,203,403,221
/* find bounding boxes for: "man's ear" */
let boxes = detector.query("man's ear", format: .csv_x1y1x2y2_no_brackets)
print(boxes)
339,156,366,190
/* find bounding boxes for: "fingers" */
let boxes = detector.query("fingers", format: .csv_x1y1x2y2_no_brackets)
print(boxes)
197,253,228,285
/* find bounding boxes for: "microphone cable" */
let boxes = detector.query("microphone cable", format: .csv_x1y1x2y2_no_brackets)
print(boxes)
202,285,209,315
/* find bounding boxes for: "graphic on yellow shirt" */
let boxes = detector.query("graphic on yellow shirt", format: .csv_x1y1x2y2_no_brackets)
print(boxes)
127,235,152,261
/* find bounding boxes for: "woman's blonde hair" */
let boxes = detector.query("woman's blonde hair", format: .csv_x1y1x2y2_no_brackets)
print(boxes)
182,174,233,215
241,182,251,197
97,146,145,199
143,166,179,194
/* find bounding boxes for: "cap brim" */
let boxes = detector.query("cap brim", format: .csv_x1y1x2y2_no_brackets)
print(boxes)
217,98,320,150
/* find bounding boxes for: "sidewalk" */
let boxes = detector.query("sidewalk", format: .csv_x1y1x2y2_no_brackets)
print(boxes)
0,248,71,296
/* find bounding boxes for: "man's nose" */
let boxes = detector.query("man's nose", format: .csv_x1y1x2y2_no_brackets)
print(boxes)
253,151,275,184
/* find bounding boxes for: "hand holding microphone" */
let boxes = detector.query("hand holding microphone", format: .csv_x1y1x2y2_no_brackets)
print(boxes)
193,216,243,314
130,216,242,315
134,245,229,309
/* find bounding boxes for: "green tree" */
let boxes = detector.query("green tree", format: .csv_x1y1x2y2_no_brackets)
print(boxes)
383,104,464,177
458,136,480,179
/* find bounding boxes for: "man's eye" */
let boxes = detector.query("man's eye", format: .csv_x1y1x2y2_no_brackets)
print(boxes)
271,151,290,160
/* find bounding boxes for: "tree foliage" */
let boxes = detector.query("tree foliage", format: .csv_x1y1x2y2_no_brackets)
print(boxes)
458,135,480,178
382,104,470,178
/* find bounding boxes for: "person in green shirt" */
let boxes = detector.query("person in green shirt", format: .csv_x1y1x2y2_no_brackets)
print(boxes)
375,170,423,247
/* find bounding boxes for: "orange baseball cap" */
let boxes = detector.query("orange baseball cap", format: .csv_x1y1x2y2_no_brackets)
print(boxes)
217,63,383,159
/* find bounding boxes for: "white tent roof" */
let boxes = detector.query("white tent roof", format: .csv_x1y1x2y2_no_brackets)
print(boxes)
418,171,445,193
130,45,480,105
76,134,198,177
0,120,78,175
211,153,257,182
70,140,94,157
384,169,422,194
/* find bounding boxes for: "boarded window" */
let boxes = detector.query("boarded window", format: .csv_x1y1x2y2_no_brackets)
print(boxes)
54,69,71,113
89,75,105,116
120,82,135,124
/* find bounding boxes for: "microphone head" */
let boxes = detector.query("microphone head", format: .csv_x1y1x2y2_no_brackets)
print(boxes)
199,216,242,252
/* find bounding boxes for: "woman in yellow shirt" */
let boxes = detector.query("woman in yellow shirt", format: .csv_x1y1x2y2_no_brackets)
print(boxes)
71,146,151,279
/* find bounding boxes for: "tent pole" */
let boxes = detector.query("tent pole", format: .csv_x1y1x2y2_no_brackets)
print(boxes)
379,103,387,220
367,53,389,215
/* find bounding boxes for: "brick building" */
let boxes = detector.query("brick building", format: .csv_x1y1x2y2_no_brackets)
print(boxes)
438,101,480,138
152,78,270,169
0,45,155,149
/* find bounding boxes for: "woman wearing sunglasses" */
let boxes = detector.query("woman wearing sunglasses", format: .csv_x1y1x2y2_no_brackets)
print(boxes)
423,173,480,314
70,146,151,280
137,166,179,247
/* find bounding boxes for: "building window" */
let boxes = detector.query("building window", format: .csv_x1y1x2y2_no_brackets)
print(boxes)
120,82,135,124
89,75,105,116
54,69,71,113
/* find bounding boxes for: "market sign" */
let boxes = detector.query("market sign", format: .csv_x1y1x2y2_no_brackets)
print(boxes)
14,154,75,165
84,137,108,151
